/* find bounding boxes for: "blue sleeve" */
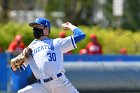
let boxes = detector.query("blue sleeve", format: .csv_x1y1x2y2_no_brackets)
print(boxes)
73,28,86,43
11,65,26,76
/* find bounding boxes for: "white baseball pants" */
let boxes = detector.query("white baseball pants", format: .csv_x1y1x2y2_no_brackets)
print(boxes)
17,74,79,93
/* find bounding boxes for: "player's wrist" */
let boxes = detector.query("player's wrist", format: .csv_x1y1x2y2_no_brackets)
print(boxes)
68,25,77,31
11,66,18,71
11,61,18,71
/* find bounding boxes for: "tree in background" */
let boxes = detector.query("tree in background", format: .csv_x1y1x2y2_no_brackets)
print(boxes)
0,0,140,31
45,0,140,31
0,0,9,23
122,0,140,31
45,0,94,26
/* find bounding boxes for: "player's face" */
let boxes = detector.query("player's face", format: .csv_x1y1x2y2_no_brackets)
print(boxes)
43,27,49,36
33,24,49,36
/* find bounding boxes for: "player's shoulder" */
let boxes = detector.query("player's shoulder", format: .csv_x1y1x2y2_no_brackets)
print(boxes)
53,38,62,41
28,39,38,46
53,36,71,41
52,36,72,45
52,38,62,44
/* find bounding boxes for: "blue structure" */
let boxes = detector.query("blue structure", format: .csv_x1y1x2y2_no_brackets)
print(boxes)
0,53,33,92
0,53,140,92
11,65,33,92
0,53,7,91
64,54,140,62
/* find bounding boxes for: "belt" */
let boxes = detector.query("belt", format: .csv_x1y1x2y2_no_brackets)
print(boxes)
37,73,62,83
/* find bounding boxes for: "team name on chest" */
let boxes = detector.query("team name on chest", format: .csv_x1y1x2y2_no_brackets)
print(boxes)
32,45,54,55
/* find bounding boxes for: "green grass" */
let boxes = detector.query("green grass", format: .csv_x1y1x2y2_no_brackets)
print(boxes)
0,22,140,54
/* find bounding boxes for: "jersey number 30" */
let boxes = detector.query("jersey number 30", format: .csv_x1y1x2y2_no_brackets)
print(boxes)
47,53,56,61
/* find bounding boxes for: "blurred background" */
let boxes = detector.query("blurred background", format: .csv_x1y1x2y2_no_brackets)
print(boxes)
0,0,140,93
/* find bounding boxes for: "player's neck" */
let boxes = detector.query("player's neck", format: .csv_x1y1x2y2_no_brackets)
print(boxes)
39,36,49,40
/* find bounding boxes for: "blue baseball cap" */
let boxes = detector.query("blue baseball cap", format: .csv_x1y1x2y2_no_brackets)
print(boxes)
29,18,50,29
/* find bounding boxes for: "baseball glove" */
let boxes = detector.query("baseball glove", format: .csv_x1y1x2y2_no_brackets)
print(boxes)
10,47,32,68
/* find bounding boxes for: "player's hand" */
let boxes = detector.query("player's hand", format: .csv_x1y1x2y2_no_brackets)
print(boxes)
62,22,77,31
62,22,72,31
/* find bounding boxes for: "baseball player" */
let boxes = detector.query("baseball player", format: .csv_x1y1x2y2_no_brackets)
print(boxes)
10,17,86,93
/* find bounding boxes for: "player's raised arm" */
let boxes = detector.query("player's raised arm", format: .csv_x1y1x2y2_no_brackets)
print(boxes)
62,22,86,43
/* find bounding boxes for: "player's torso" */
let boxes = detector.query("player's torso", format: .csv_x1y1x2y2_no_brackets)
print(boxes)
30,38,64,77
